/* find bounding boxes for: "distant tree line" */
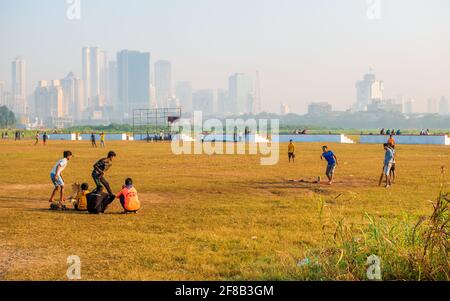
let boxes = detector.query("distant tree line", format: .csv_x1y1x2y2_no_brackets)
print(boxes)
0,106,16,128
237,111,450,132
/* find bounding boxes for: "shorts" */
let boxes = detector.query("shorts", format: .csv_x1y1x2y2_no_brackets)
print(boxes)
288,152,295,159
383,163,392,176
50,173,64,187
326,163,336,176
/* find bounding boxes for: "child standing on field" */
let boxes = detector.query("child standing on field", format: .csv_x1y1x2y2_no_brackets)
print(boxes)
116,178,141,214
288,139,296,163
49,150,73,207
100,132,105,148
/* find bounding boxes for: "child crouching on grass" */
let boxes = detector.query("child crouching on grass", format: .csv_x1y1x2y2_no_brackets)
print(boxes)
68,183,90,211
116,178,141,214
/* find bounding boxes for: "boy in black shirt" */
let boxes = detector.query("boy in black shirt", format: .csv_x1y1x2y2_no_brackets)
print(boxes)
92,151,116,195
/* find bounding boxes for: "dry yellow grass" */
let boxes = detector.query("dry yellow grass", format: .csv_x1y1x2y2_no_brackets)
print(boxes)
0,140,448,280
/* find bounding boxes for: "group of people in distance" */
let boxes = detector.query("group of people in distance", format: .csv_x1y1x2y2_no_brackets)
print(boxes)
380,128,401,135
34,131,48,145
90,132,106,148
287,137,396,188
48,150,141,214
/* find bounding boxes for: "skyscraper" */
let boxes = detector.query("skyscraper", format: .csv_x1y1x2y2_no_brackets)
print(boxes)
175,81,192,113
355,72,384,111
155,60,172,108
217,89,228,117
427,98,437,114
228,73,253,115
0,81,5,106
438,96,448,115
404,98,415,115
107,61,118,108
117,50,151,119
60,72,84,121
280,103,291,115
34,80,64,122
11,57,27,115
192,89,214,116
82,47,108,109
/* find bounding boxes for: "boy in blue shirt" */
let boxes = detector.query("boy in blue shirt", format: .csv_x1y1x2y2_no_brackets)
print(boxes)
379,143,394,188
320,146,338,185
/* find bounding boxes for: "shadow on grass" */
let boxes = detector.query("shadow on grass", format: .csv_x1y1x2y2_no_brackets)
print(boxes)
23,208,125,215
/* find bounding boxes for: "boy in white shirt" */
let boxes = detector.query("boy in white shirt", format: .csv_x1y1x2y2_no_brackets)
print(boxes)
49,150,73,206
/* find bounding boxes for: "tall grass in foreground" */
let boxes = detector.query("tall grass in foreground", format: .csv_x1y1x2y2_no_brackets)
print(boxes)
299,168,449,281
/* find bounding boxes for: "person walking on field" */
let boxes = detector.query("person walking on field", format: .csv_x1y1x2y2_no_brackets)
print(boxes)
34,131,39,145
288,139,296,163
320,145,338,185
379,143,394,188
42,132,48,145
49,150,73,206
91,132,97,148
92,151,116,196
100,132,106,148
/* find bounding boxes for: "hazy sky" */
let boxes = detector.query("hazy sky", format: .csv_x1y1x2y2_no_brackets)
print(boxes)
1,0,449,113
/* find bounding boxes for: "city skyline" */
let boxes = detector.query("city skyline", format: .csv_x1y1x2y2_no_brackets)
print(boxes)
1,0,450,116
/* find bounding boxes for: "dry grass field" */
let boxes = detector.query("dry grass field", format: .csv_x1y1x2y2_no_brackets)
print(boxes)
0,140,448,280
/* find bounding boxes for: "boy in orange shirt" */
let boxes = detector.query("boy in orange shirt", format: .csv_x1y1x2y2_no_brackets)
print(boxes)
116,178,141,214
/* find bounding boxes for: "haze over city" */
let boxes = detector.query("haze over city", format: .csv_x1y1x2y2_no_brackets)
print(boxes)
1,0,449,124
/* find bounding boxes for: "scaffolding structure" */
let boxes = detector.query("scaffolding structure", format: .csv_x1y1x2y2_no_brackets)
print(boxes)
132,108,182,140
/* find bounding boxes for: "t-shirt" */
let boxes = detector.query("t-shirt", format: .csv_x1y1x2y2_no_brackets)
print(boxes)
75,190,90,211
51,158,68,175
116,186,141,211
322,151,336,165
288,143,295,153
388,138,395,145
384,148,394,165
92,158,112,177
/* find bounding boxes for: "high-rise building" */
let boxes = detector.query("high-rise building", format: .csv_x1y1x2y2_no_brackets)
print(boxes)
192,89,214,116
0,81,5,106
404,98,415,115
175,81,192,113
60,72,84,121
228,73,253,115
107,61,118,108
308,102,332,115
355,72,384,111
427,98,438,114
280,103,291,115
117,50,151,119
217,89,228,117
34,80,64,122
82,47,108,109
11,57,27,115
150,84,156,108
155,60,172,108
438,96,449,115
